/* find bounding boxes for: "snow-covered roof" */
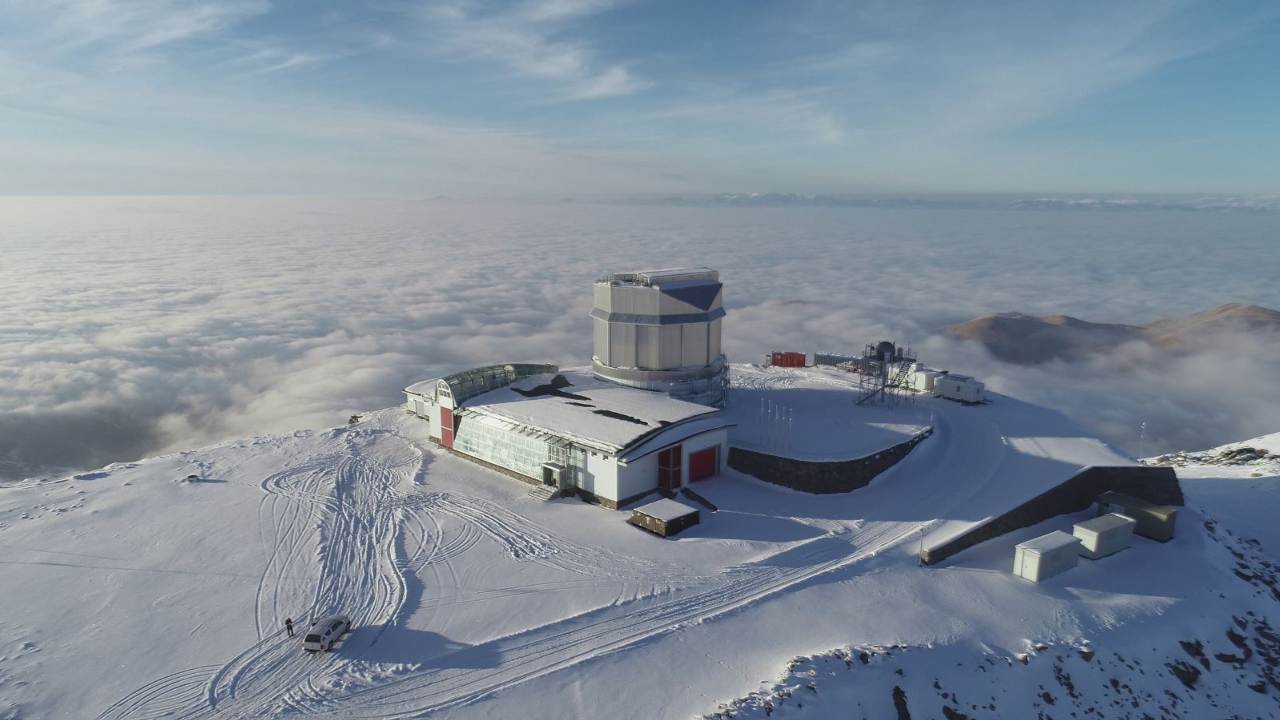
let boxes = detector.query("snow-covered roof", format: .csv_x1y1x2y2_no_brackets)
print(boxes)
725,364,933,461
404,379,438,396
1016,530,1080,553
1074,513,1136,534
460,370,723,455
631,498,699,522
620,415,735,463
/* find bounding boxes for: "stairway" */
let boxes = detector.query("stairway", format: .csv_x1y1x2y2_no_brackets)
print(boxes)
527,484,559,501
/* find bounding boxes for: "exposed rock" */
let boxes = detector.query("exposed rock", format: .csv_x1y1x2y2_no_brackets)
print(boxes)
892,685,911,720
1166,660,1201,690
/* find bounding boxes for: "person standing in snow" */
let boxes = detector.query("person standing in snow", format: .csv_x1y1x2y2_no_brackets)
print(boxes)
285,618,294,638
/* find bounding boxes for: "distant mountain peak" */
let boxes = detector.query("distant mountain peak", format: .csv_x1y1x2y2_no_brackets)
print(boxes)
949,304,1280,364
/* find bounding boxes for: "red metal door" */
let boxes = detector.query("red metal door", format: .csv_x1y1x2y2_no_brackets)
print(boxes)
657,445,682,492
440,407,454,449
688,446,718,481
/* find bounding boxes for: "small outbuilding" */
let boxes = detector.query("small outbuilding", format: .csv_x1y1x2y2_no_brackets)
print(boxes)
1013,530,1081,583
1096,491,1178,542
629,498,700,537
935,373,985,403
1073,513,1137,559
910,364,944,393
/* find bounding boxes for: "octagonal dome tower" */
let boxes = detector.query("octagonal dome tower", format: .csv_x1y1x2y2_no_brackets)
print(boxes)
590,268,728,406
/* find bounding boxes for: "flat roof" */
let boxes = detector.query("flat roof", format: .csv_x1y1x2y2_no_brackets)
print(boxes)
1099,492,1178,520
1017,530,1080,553
460,370,724,455
1074,513,1136,534
601,268,719,287
632,498,699,522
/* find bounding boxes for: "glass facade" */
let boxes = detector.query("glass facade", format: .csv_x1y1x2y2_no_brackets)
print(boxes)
452,413,586,484
441,364,558,405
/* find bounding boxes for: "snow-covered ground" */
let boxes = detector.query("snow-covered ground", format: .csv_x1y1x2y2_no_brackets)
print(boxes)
725,365,932,460
711,434,1280,719
1,372,1274,718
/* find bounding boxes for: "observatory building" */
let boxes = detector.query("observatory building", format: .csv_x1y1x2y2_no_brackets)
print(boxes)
401,267,734,509
403,365,730,508
590,268,728,407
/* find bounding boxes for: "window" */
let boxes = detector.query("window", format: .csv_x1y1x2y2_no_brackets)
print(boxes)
452,414,583,485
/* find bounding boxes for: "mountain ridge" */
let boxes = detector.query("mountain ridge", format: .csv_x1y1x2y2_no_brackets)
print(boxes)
949,303,1280,364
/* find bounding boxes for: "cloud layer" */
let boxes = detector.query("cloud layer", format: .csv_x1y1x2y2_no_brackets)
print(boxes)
3,196,1279,480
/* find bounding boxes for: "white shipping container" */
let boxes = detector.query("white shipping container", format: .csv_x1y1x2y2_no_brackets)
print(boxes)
1073,513,1137,559
935,374,985,403
1013,531,1081,583
912,368,942,392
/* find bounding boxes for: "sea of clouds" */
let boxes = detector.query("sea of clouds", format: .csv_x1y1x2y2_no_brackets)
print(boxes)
3,195,1278,481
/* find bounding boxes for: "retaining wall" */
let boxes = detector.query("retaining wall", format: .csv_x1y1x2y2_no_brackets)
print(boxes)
920,464,1182,565
727,429,932,494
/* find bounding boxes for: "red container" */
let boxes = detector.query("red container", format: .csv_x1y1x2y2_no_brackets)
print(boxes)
770,351,806,368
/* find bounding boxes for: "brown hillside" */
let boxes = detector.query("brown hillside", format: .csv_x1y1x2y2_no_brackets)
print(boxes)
948,304,1280,364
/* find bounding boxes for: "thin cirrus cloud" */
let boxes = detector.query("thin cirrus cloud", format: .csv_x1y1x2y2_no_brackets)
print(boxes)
6,0,271,56
2,196,1279,482
422,0,650,101
1,1,1275,194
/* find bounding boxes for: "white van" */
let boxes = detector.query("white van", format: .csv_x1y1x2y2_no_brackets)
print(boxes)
302,615,350,653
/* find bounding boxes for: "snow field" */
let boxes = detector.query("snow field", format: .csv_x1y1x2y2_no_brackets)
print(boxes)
0,369,1237,719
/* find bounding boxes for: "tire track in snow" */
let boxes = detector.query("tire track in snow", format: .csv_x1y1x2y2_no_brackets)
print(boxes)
95,665,220,720
280,521,927,718
99,431,420,720
104,432,926,719
397,491,685,584
97,451,342,720
254,459,336,640
202,444,415,717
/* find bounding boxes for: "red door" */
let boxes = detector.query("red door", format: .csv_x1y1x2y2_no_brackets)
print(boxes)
440,407,454,449
689,446,718,481
658,445,682,492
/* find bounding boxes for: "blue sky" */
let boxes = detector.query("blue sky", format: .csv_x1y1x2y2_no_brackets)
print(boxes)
1,0,1277,195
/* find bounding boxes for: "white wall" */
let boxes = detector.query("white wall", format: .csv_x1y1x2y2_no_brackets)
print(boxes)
615,451,659,503
611,427,730,504
582,451,621,502
405,393,440,440
937,377,984,402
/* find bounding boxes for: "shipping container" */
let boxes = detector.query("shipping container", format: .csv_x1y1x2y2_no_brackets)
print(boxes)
1013,531,1081,582
1096,491,1178,542
935,374,985,403
769,351,807,368
1073,513,1137,559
